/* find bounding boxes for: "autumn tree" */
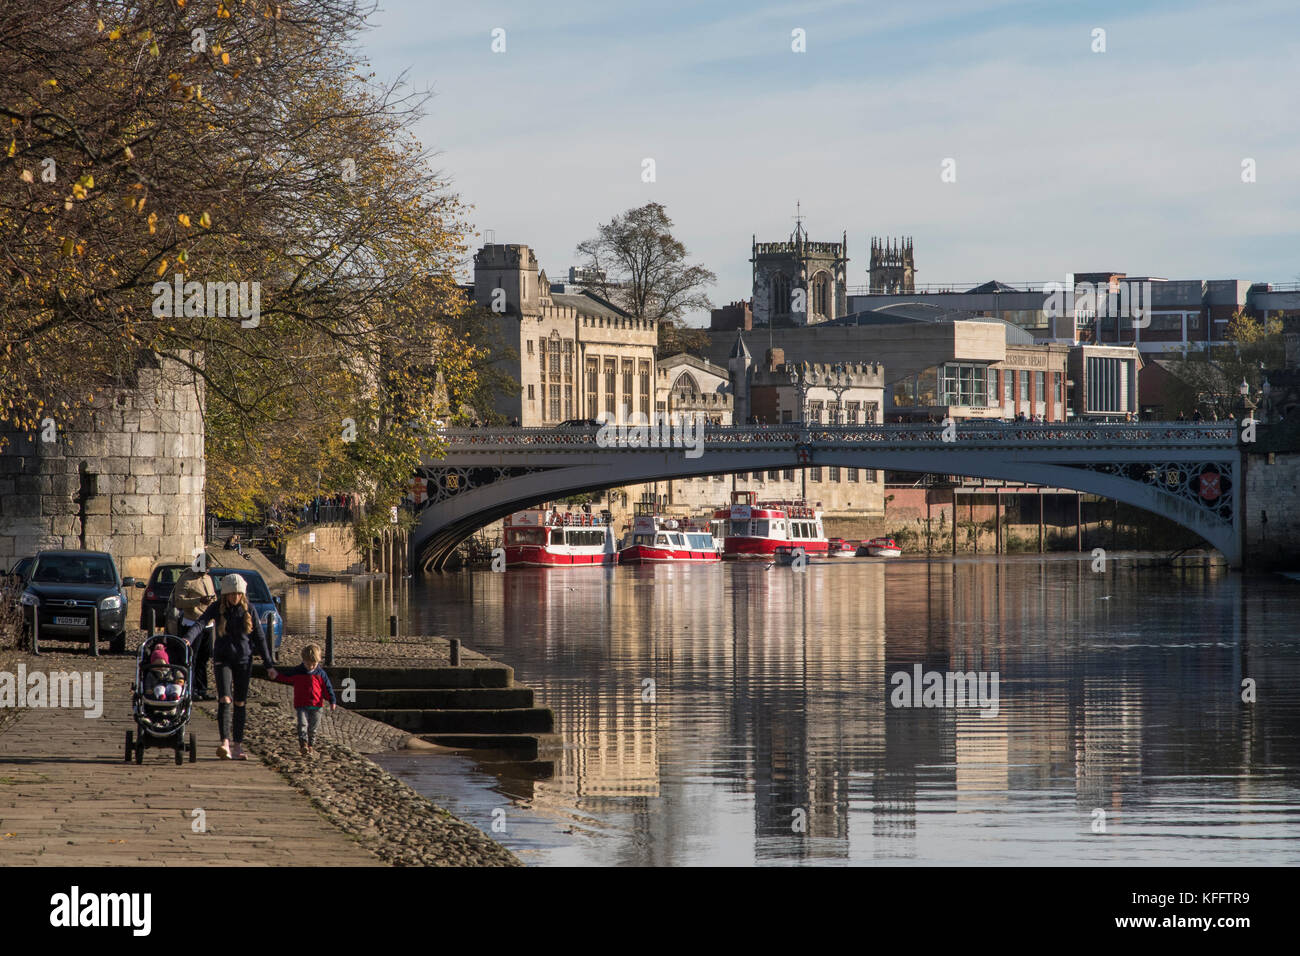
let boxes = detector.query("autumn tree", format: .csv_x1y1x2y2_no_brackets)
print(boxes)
0,0,480,542
1159,311,1286,418
575,202,715,357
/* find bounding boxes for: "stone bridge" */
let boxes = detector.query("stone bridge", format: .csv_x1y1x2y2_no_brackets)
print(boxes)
410,422,1242,570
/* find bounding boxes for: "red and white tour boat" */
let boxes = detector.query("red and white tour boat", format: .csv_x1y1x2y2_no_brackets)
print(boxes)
618,506,719,564
714,491,828,558
857,536,903,558
502,509,618,567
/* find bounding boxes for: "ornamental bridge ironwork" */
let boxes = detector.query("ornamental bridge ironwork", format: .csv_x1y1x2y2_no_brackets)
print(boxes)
410,422,1242,571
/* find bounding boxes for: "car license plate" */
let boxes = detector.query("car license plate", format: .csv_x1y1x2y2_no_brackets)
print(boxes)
53,615,86,626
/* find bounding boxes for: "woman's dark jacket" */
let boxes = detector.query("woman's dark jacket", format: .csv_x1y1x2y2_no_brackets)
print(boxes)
186,601,273,668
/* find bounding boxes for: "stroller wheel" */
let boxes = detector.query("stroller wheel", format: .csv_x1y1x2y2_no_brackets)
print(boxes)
124,730,134,763
188,734,197,763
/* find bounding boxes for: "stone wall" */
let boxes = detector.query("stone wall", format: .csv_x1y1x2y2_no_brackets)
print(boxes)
0,352,205,580
1243,450,1300,569
283,524,363,574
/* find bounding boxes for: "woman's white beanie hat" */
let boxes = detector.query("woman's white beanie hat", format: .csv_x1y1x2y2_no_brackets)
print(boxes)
220,573,248,595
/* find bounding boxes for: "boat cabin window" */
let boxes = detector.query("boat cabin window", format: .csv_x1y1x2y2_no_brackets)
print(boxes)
550,529,565,545
655,534,670,545
752,519,770,537
729,519,749,536
507,528,546,546
634,533,654,545
686,533,712,550
669,533,686,547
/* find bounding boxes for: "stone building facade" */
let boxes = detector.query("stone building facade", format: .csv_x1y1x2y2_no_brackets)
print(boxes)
474,243,657,425
750,223,848,327
0,351,206,580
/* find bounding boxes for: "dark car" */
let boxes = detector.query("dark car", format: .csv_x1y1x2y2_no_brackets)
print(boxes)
558,418,603,428
139,562,189,631
7,556,35,586
21,550,144,653
209,567,284,651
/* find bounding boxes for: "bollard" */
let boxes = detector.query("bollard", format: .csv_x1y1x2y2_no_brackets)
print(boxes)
146,606,155,636
264,612,276,664
325,616,334,666
448,637,460,667
31,612,40,656
90,608,100,657
389,614,397,638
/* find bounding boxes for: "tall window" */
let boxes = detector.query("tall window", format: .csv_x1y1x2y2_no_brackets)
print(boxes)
564,384,573,419
563,340,573,382
1055,372,1064,408
845,402,860,424
586,358,599,418
622,360,633,413
1019,371,1029,404
772,273,791,315
810,467,822,482
639,361,651,417
813,273,830,317
538,337,548,377
829,466,841,482
768,470,780,480
808,401,824,423
941,363,989,406
783,469,794,481
1003,372,1012,405
1035,371,1045,403
604,359,616,415
549,384,561,422
827,402,841,424
549,332,561,378
847,468,859,482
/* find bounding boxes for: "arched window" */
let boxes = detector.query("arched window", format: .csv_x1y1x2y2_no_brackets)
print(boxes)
672,372,700,401
772,273,791,316
812,272,831,318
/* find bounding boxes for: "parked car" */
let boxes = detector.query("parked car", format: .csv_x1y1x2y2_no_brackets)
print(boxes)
209,567,284,651
21,550,143,653
141,553,221,630
7,556,35,586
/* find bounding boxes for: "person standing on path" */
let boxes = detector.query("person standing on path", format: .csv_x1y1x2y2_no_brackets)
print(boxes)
186,574,274,760
268,643,337,756
167,563,216,699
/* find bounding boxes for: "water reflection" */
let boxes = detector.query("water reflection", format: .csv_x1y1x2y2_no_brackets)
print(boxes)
282,558,1300,865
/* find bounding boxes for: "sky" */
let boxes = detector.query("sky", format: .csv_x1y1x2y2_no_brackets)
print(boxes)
356,0,1300,323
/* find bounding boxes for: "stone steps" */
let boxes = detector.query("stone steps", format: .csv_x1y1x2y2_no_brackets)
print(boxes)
351,687,535,710
254,664,514,689
355,707,554,734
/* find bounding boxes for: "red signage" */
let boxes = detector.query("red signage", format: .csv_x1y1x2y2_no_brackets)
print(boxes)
1198,471,1221,501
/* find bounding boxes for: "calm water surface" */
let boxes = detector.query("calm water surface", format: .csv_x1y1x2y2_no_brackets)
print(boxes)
280,557,1300,866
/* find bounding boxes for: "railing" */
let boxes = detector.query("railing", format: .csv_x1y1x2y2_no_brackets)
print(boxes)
437,422,1237,451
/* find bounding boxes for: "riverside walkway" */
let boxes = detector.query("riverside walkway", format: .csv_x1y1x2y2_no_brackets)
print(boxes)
0,649,383,866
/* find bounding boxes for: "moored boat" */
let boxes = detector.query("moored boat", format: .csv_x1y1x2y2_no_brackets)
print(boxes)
827,537,857,557
714,491,828,558
619,506,719,564
857,536,902,558
503,509,618,567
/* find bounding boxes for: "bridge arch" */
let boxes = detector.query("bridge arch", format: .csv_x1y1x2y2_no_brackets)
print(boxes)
411,424,1241,571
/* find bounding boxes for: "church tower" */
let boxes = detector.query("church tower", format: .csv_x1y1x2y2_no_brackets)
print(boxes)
869,237,916,293
751,209,848,327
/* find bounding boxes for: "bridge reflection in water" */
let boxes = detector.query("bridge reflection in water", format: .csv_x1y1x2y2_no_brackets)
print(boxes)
414,423,1243,570
283,558,1300,866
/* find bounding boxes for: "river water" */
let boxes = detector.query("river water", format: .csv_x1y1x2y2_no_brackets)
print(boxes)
279,557,1300,866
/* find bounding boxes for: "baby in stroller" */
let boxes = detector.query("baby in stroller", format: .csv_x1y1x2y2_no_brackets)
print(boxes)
144,645,186,702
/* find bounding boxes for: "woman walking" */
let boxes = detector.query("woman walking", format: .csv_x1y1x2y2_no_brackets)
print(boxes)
186,574,274,760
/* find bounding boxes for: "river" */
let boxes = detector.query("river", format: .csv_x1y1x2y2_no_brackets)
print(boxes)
278,556,1300,866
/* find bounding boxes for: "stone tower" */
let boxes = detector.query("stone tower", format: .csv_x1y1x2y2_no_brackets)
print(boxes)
751,220,848,327
869,237,916,293
0,351,206,580
473,243,542,317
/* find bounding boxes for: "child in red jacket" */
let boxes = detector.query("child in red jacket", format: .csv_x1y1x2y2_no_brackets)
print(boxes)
268,644,336,756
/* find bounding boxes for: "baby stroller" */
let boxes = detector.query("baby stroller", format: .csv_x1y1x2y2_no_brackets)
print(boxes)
125,633,197,765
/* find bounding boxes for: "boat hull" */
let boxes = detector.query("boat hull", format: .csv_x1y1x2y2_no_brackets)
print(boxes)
505,546,618,567
619,545,719,564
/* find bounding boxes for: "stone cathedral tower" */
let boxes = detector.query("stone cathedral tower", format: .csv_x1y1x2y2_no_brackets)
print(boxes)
869,237,916,293
750,216,848,327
